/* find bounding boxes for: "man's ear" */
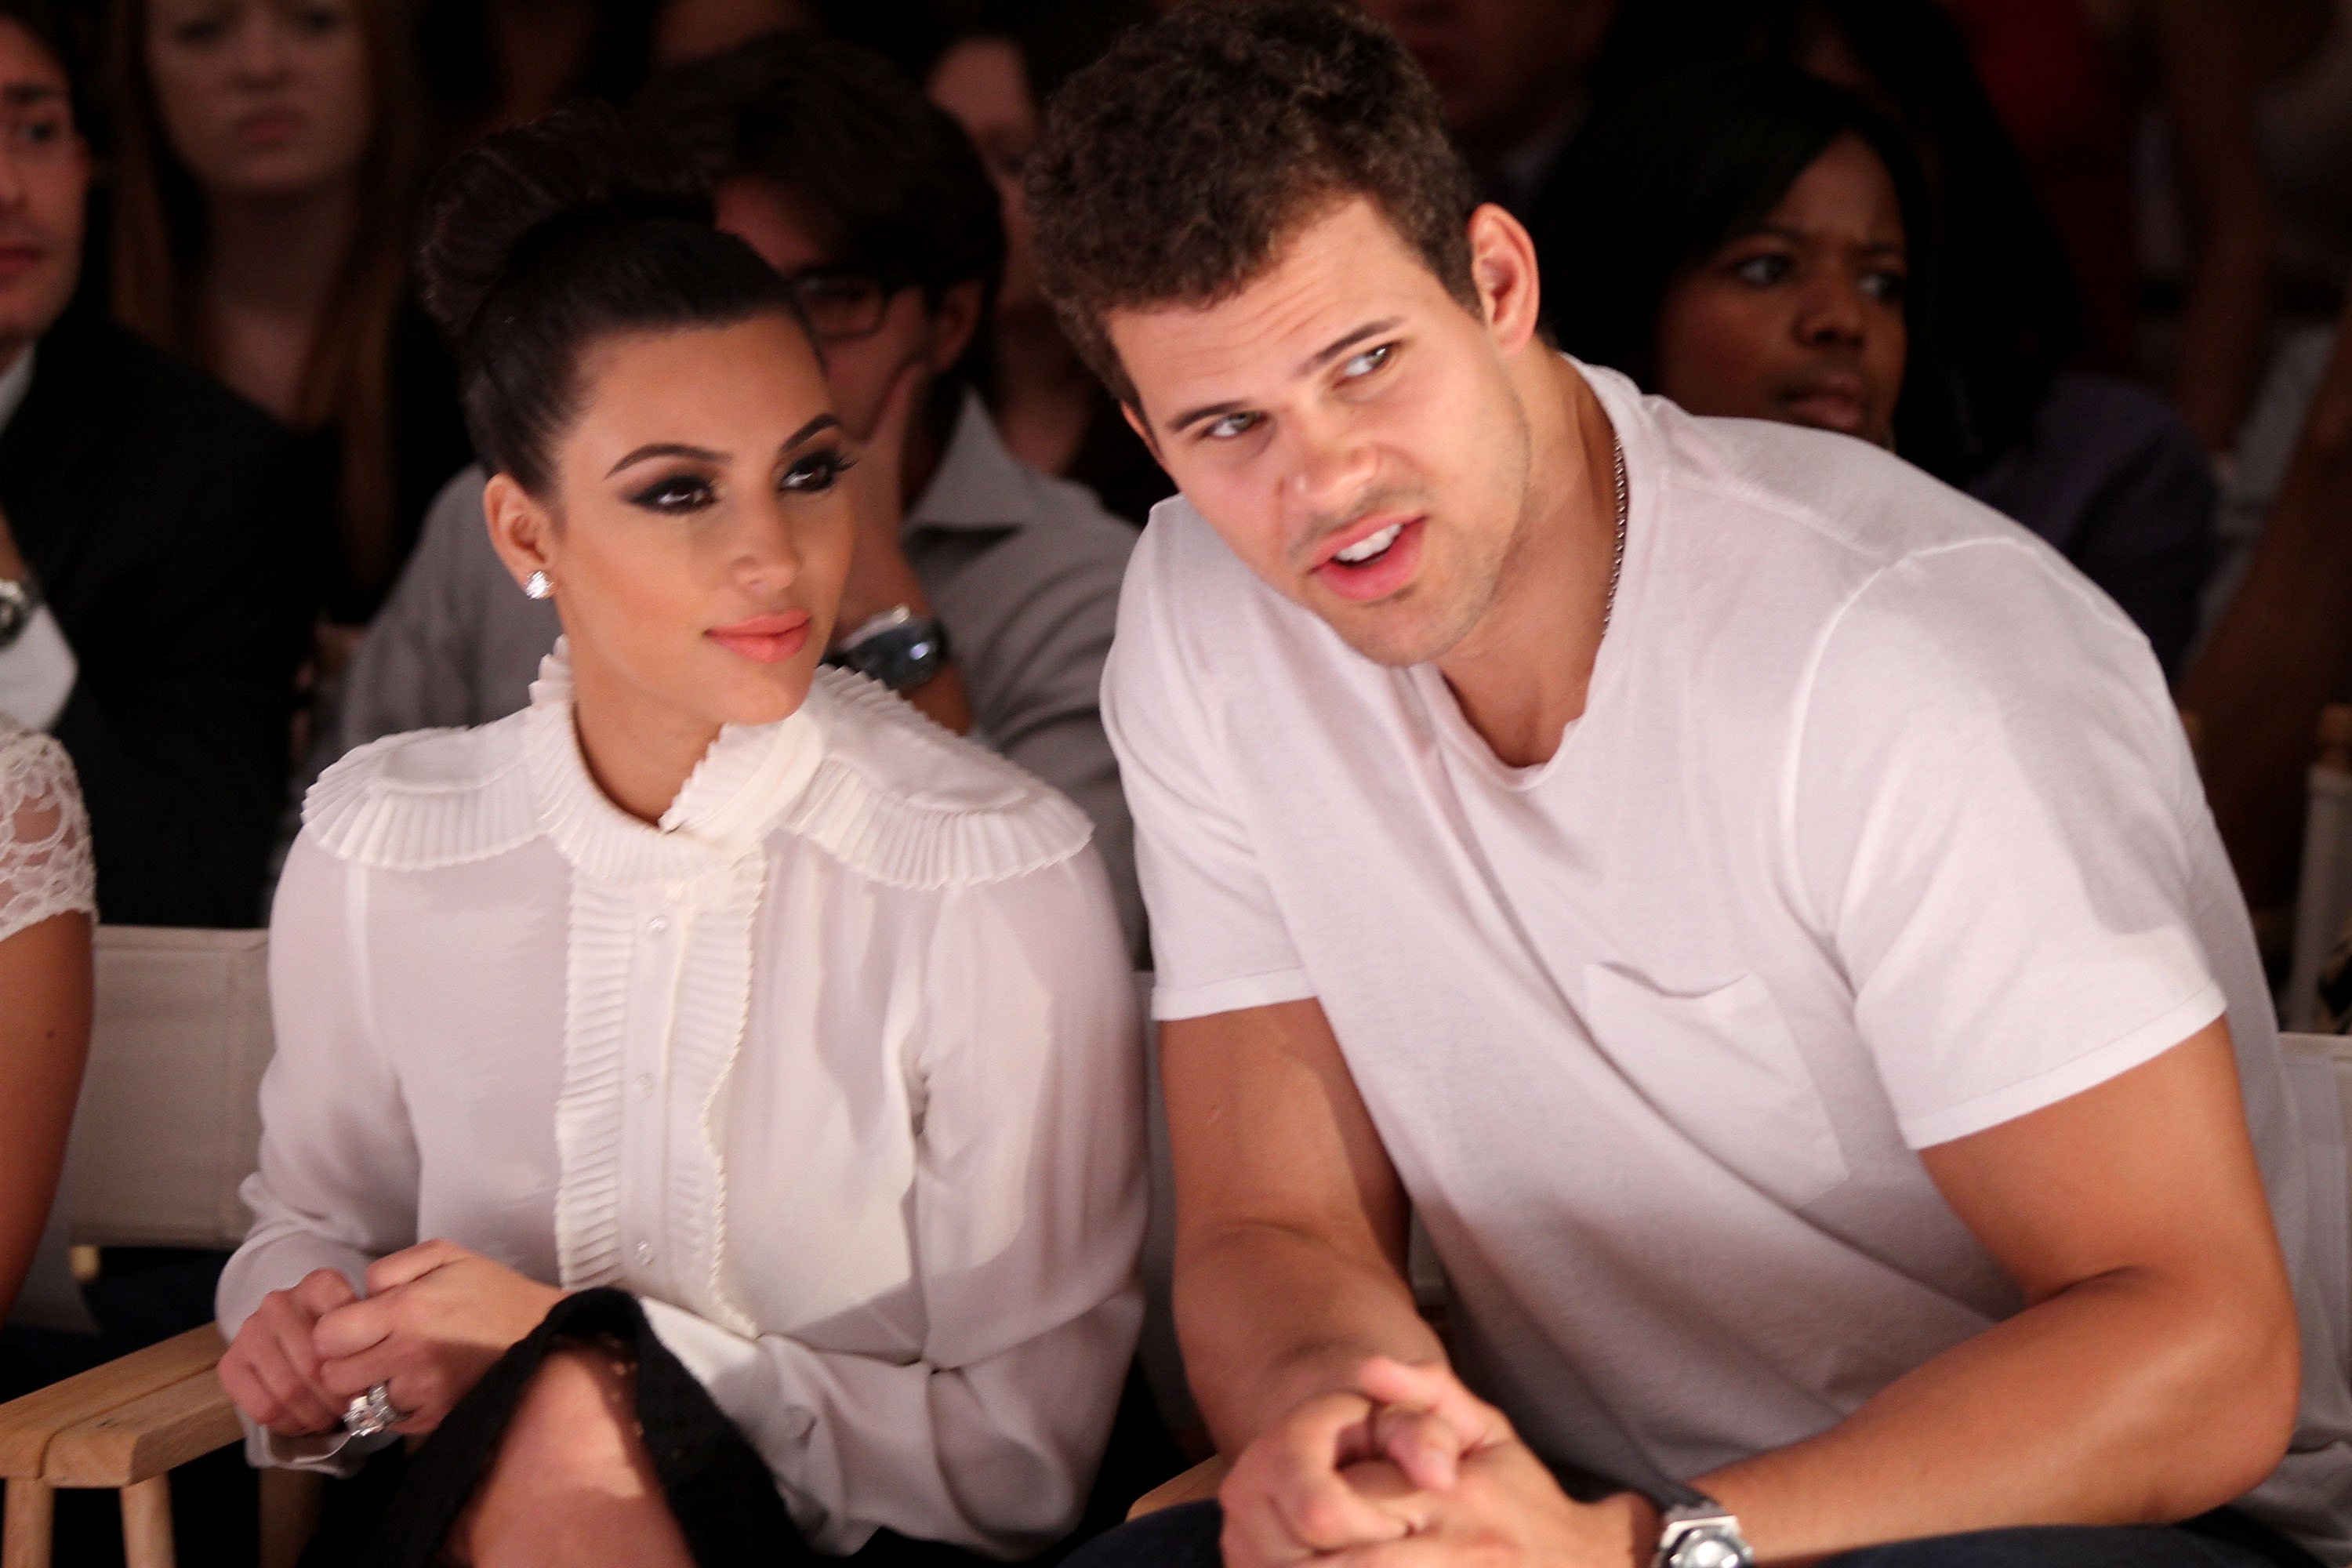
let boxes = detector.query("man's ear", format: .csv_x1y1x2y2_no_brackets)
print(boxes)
925,279,987,374
482,471,558,596
1465,203,1543,356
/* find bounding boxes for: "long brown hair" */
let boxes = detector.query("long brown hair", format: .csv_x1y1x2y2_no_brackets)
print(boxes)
107,0,424,604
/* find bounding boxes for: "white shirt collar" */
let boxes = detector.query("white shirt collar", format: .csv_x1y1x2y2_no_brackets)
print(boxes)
521,640,827,883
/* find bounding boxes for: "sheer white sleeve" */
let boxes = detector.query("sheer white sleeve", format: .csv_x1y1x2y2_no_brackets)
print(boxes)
0,724,95,943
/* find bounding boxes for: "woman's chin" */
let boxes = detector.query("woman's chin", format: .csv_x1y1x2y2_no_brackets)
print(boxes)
702,662,817,729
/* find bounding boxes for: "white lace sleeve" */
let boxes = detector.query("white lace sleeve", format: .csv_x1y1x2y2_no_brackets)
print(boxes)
0,725,96,944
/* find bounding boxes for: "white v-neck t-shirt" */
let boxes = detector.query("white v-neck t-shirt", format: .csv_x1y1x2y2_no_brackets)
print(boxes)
1105,362,2352,1559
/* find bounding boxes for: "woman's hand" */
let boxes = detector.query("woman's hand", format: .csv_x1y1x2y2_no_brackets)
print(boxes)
220,1268,361,1436
310,1239,566,1438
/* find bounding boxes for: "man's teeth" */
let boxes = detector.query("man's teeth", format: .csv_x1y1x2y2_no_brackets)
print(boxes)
1334,522,1404,565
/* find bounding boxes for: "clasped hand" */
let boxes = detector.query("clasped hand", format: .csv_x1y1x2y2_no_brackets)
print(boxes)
220,1239,565,1439
1219,1358,1659,1568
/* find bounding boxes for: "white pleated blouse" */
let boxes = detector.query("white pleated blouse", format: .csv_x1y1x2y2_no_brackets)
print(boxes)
216,649,1146,1558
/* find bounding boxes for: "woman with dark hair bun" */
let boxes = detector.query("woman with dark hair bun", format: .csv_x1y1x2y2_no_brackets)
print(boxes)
209,101,1145,1567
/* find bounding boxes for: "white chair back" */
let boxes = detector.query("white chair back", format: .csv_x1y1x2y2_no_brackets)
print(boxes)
2285,707,2352,1029
64,926,272,1250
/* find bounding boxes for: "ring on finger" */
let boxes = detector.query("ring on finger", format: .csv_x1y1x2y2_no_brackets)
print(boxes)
341,1382,405,1439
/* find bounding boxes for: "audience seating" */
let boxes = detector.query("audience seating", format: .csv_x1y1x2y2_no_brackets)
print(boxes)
2288,706,2352,1029
0,927,316,1568
9,949,2349,1557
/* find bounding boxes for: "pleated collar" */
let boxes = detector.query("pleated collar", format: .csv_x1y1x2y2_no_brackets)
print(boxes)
521,641,826,885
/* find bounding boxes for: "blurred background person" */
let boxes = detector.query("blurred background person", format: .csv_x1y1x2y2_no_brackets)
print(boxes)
1942,0,2274,459
0,715,91,1341
1588,0,2214,677
340,33,1148,956
106,0,470,644
0,0,310,928
413,0,654,150
925,0,1167,526
1541,60,2212,674
1357,0,1619,220
652,0,810,65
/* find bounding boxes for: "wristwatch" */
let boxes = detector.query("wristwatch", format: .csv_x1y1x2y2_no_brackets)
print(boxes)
826,604,951,692
1650,1485,1753,1568
0,571,39,651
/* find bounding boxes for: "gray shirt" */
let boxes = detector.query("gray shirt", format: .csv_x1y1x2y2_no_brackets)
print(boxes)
338,394,1143,953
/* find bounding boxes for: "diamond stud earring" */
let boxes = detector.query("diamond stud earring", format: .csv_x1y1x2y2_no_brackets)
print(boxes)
524,570,553,600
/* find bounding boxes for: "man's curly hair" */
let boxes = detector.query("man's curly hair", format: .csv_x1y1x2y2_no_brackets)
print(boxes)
1025,0,1479,410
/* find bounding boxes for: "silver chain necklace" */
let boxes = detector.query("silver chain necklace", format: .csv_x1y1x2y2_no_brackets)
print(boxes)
1600,435,1628,637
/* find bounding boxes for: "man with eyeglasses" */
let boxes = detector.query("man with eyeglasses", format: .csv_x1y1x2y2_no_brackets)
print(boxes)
338,31,1149,956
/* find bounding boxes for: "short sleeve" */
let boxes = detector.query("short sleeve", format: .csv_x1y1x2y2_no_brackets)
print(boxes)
0,726,95,942
1788,539,2224,1148
1102,517,1312,1018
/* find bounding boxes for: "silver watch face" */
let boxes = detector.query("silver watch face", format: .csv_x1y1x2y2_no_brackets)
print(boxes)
0,578,29,644
1667,1523,1753,1568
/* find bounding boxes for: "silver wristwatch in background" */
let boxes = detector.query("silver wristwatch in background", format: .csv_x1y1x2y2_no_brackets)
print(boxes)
0,572,39,650
826,604,952,692
1651,1486,1754,1568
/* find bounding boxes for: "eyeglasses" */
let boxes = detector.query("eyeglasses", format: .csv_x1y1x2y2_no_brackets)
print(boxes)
782,268,917,344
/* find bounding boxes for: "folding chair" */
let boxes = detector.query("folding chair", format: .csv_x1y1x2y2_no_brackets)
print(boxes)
0,926,316,1568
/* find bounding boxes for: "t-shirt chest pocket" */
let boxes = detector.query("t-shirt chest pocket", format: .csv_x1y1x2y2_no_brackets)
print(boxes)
1580,965,1850,1210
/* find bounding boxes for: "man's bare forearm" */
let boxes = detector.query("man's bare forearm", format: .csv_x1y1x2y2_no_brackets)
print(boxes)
1699,1265,2297,1563
1174,1217,1444,1453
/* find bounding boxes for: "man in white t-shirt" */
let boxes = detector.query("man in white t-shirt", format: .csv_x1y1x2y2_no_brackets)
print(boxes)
1026,5,2352,1568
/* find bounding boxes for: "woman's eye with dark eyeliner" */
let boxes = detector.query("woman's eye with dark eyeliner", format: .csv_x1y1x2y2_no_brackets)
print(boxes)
1732,253,1792,287
629,474,715,513
782,448,852,494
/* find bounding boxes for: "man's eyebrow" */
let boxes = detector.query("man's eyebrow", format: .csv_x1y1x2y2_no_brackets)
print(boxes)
607,441,723,476
1,82,62,107
1298,318,1403,378
1165,318,1406,437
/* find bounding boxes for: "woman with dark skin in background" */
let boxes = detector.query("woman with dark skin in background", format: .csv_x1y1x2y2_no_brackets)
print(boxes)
1540,65,1947,466
1584,5,2216,677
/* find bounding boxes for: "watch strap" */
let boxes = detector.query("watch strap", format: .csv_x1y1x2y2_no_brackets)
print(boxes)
1650,1486,1752,1568
0,572,40,650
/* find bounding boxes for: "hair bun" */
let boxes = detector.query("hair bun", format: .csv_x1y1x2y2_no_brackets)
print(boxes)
417,100,716,348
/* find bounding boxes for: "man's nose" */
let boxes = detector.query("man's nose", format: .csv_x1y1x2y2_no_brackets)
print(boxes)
1281,411,1378,524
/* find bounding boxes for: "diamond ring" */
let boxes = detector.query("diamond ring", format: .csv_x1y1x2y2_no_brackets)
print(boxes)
340,1382,402,1439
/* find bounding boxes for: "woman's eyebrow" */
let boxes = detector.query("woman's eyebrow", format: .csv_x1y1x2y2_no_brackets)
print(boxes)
607,441,724,477
781,414,843,450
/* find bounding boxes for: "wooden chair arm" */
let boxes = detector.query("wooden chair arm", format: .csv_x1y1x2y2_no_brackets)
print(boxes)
0,1327,225,1483
1129,1455,1229,1520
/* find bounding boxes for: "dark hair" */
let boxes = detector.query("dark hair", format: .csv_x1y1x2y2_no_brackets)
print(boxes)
0,0,82,114
1591,0,2078,472
416,100,800,494
108,0,426,601
1538,62,1966,478
636,33,1004,390
1025,0,1479,408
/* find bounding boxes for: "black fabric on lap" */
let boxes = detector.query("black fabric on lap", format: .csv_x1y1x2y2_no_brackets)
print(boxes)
356,1287,801,1568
